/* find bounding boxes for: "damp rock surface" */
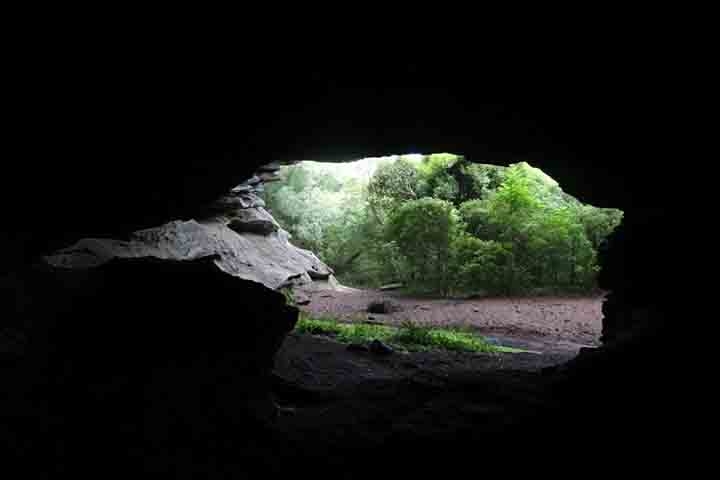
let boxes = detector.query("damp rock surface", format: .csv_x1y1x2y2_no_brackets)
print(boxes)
43,164,333,292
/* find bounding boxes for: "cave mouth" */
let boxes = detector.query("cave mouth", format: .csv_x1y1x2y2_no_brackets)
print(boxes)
262,153,623,359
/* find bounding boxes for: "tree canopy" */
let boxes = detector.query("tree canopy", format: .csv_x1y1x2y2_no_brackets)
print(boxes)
263,154,623,296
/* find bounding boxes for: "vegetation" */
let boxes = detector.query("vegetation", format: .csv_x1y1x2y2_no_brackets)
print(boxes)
264,154,623,296
294,313,522,353
386,198,463,296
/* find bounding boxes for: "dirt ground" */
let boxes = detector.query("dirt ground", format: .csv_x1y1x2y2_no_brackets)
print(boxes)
269,327,587,475
264,288,607,475
295,287,604,354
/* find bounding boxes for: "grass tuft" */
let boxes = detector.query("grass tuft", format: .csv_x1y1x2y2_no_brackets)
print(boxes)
295,315,393,343
392,320,496,353
295,314,525,354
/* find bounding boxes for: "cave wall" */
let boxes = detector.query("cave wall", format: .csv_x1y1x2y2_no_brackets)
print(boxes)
1,55,685,471
1,164,340,468
4,60,678,370
3,91,676,345
3,56,679,262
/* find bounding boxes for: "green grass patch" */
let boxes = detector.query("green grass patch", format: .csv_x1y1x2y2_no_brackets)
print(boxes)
295,316,394,343
391,321,496,353
295,314,525,354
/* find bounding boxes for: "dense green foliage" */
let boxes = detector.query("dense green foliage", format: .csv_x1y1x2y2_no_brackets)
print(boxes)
386,198,463,296
264,155,622,296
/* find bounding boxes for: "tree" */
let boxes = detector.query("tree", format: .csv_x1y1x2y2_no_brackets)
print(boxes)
450,234,514,295
263,163,366,261
416,153,461,200
367,158,420,224
458,199,490,237
528,207,596,288
461,163,504,196
430,174,459,201
487,163,540,225
385,198,463,296
418,155,505,204
575,205,624,250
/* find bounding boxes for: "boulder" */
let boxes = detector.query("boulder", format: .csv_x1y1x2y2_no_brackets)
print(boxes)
367,299,403,314
12,255,298,467
228,207,278,235
213,192,266,211
9,175,338,469
369,339,394,355
45,219,333,291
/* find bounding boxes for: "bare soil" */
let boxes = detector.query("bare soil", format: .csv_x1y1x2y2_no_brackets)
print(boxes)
296,287,604,354
266,290,607,476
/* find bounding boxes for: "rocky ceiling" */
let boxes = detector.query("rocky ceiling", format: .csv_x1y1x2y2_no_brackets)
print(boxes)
4,59,677,269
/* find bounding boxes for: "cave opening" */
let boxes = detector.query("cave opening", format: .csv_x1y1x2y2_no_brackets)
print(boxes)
259,153,623,360
229,153,635,474
0,47,689,474
0,148,677,476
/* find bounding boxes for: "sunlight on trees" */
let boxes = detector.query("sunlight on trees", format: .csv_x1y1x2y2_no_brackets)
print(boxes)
263,154,623,296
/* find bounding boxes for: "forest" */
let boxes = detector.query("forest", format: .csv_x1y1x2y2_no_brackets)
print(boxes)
263,154,623,296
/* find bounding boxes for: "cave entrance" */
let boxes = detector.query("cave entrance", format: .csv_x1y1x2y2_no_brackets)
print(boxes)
261,153,622,362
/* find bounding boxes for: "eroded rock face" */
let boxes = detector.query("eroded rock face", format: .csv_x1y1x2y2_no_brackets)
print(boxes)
2,72,686,474
5,255,297,471
44,166,333,291
212,191,266,210
0,163,334,471
597,213,673,344
45,219,330,290
228,207,278,235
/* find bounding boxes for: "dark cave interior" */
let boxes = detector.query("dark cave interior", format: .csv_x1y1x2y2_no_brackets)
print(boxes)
1,58,691,476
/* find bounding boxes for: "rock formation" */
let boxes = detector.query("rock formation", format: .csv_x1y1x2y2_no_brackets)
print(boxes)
4,255,297,472
1,63,688,474
44,163,333,291
1,163,336,472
